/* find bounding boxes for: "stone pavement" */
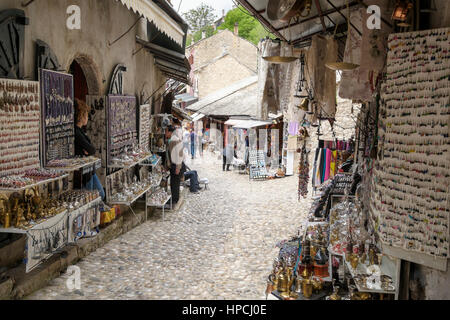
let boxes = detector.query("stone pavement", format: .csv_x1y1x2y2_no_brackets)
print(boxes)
26,153,311,300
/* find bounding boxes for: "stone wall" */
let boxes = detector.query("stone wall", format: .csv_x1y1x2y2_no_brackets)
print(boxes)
0,0,165,100
187,29,258,99
196,55,255,99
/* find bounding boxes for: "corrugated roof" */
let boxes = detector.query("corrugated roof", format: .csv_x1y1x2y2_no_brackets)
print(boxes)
186,76,257,116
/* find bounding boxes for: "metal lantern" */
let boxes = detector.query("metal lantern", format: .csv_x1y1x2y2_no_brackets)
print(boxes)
294,53,307,97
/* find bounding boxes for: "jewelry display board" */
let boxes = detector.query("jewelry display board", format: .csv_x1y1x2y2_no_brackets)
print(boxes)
86,95,107,183
107,95,137,165
0,79,41,177
139,104,151,151
39,69,74,166
372,28,450,268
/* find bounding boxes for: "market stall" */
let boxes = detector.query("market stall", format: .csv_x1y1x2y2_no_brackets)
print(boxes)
0,71,103,272
238,0,450,300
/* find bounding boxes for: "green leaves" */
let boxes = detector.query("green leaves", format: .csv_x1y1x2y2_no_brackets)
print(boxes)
217,6,275,45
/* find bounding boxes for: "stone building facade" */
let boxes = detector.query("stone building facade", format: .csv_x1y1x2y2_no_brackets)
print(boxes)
0,0,186,102
186,29,258,99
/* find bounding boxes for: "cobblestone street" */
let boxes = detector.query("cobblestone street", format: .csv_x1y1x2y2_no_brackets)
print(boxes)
27,153,311,300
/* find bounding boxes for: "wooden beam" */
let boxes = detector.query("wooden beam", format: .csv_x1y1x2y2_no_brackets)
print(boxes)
325,0,362,36
276,1,360,32
291,23,347,45
314,0,327,32
235,0,287,41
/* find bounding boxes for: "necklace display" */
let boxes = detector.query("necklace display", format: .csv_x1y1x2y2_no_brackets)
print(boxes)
139,104,151,151
107,95,142,166
40,69,75,165
0,79,41,176
298,142,310,199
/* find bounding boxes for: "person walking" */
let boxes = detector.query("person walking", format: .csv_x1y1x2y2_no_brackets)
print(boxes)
222,143,235,171
190,128,196,159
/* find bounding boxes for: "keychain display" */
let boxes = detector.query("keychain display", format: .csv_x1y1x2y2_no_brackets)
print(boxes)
107,95,141,165
0,79,41,177
298,142,310,199
372,28,450,258
139,104,151,151
39,69,75,166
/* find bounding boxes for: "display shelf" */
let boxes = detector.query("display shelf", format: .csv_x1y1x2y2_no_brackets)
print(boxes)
343,257,398,295
140,156,161,167
271,290,327,300
45,158,101,173
0,209,68,234
147,194,171,207
107,154,153,170
68,197,102,214
0,173,69,192
107,185,152,206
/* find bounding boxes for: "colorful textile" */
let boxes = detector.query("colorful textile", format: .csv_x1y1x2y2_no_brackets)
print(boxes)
288,121,299,136
324,149,332,181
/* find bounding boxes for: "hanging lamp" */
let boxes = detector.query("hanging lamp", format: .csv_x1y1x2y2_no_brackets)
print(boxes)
325,0,359,71
263,17,298,64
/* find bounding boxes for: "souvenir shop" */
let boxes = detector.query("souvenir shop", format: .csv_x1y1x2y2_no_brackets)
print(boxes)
0,0,188,277
235,0,450,300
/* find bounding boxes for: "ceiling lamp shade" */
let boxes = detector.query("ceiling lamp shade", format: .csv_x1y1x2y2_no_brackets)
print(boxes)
325,62,359,71
266,0,312,22
392,0,413,21
263,39,298,64
325,1,359,71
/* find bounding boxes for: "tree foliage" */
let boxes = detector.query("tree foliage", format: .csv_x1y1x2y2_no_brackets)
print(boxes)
218,6,275,45
182,3,217,33
186,25,217,46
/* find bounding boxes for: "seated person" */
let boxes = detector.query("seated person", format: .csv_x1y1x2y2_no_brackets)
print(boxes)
74,99,105,200
184,170,202,193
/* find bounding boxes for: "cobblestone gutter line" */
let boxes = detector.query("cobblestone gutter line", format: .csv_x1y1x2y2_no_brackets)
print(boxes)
0,190,186,300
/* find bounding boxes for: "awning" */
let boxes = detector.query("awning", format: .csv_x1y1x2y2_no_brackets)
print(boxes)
225,119,273,129
191,113,205,122
171,105,192,121
175,93,198,107
117,0,185,46
137,37,190,84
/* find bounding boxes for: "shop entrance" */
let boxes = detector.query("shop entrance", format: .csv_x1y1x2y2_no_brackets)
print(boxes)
69,60,88,101
67,54,101,100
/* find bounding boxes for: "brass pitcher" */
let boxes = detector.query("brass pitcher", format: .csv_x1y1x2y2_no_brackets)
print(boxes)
301,278,313,298
277,269,289,294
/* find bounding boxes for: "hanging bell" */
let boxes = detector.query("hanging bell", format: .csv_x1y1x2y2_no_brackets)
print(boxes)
298,98,310,111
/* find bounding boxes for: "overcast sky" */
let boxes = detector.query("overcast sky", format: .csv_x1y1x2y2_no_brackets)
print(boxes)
171,0,235,19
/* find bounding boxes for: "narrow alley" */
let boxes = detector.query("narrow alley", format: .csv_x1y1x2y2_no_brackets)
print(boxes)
26,153,310,300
